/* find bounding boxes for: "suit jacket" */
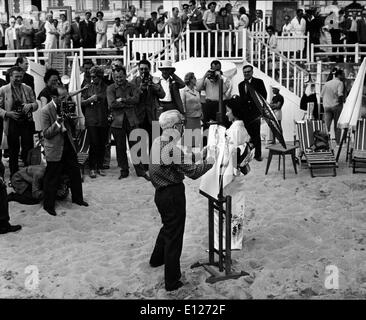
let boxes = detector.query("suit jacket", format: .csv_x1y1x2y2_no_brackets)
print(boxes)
161,74,186,114
79,20,96,48
106,82,140,128
357,18,366,43
238,77,267,125
11,165,45,199
41,101,77,162
0,83,38,135
130,75,166,123
70,22,81,42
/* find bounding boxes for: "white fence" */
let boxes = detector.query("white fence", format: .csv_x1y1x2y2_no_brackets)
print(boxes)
249,37,309,98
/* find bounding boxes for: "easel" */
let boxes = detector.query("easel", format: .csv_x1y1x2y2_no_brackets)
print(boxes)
191,77,249,283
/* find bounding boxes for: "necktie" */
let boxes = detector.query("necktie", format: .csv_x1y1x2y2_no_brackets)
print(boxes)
244,80,249,94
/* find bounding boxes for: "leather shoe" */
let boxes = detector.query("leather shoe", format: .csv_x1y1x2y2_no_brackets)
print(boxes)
137,171,151,181
166,281,184,292
0,224,22,234
89,170,97,178
97,169,106,176
255,156,264,162
44,207,57,216
72,200,89,207
118,170,129,179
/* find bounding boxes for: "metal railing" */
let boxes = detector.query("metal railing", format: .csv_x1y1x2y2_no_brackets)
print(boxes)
311,42,366,63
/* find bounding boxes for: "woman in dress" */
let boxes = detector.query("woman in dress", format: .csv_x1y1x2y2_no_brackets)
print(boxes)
218,96,253,250
44,14,59,67
237,7,249,56
95,11,108,48
58,13,71,49
181,72,202,151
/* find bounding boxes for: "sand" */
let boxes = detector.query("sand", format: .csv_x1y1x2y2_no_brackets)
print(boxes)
1,144,366,300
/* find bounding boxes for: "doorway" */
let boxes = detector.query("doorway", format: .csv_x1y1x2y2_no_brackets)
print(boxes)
31,0,42,11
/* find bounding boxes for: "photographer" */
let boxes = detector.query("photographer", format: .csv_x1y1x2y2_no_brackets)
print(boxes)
0,66,38,179
81,66,109,179
131,59,165,153
41,86,88,216
197,60,232,144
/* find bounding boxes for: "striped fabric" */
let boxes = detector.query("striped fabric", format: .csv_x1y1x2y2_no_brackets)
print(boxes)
296,120,337,177
296,120,327,153
353,119,366,160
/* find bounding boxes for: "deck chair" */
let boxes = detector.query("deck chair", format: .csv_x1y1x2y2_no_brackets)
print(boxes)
75,129,90,182
351,118,366,173
296,119,337,177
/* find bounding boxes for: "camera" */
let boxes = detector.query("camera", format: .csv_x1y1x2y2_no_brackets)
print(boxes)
207,69,221,82
57,100,77,120
14,100,32,122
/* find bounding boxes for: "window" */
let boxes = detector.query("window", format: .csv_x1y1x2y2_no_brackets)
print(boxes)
76,0,86,11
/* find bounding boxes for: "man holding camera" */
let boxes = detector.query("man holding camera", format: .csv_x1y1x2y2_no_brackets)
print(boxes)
197,60,232,144
131,59,165,154
41,86,88,216
0,66,38,179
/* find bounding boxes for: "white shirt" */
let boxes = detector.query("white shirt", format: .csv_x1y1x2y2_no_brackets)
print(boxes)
290,17,306,35
159,77,172,102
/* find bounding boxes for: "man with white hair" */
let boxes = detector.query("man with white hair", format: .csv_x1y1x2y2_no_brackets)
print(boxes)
149,109,216,291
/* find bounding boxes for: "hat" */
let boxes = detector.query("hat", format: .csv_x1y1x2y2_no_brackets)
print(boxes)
272,85,280,90
158,60,176,71
242,62,253,70
159,110,184,130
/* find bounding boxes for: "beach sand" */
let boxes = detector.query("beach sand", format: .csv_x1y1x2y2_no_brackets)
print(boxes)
1,144,366,300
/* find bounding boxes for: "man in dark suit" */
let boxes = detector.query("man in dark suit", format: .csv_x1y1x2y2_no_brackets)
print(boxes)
41,86,88,216
70,15,81,48
238,64,267,161
79,12,96,51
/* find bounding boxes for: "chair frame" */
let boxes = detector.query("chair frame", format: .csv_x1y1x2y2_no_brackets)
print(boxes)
350,118,366,174
296,119,337,177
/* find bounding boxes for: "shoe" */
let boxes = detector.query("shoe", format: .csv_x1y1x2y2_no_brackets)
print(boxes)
150,261,164,268
102,165,110,170
0,224,22,234
255,156,264,162
137,171,151,182
166,281,184,292
44,207,57,216
97,169,106,176
72,200,89,207
118,170,129,179
89,170,97,178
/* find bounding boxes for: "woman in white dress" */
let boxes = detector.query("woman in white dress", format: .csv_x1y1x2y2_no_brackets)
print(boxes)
95,11,108,48
57,13,71,49
215,97,253,251
237,7,250,56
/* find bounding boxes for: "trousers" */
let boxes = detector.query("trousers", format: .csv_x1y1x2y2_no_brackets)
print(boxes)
150,183,186,290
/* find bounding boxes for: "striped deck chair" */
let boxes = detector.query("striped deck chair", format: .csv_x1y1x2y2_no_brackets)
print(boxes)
75,129,90,182
351,118,366,173
296,120,337,177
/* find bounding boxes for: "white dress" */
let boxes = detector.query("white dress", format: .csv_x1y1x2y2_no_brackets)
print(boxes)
214,120,251,251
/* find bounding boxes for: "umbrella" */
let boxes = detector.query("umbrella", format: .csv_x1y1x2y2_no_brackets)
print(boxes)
69,54,85,130
247,83,287,149
338,57,366,130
